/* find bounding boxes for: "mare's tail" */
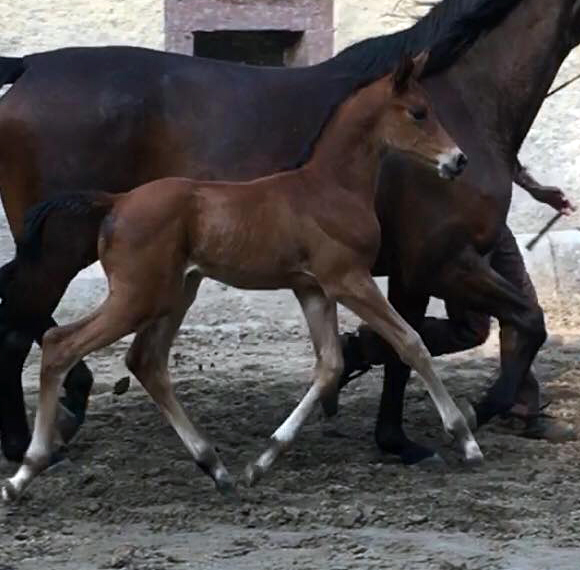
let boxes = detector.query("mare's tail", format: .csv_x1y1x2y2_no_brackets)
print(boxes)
0,56,25,87
16,191,118,260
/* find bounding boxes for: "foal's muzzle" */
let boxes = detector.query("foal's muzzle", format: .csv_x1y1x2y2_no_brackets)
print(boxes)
437,148,468,180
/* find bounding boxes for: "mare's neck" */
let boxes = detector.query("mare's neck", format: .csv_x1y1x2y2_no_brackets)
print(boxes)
443,0,572,163
305,82,385,201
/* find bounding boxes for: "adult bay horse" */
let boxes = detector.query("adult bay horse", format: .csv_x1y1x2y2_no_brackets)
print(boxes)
0,0,578,464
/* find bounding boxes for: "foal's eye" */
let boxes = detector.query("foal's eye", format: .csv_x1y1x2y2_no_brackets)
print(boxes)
409,106,427,121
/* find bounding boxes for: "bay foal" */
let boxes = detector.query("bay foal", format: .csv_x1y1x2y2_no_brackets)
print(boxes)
2,55,479,502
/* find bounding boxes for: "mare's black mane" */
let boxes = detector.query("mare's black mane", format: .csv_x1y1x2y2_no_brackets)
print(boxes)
292,0,524,168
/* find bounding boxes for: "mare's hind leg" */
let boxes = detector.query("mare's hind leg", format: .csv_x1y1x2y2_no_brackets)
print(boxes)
125,273,236,498
330,270,482,463
0,212,100,461
246,286,343,486
1,297,141,502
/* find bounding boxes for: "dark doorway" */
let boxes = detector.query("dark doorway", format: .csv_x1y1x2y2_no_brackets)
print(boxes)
193,30,304,66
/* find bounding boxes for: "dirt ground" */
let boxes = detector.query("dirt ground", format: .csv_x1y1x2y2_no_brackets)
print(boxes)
1,283,580,570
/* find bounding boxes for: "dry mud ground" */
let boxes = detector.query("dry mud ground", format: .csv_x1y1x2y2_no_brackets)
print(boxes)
1,282,580,570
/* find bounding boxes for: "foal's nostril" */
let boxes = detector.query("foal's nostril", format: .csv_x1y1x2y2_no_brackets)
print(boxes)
456,152,468,171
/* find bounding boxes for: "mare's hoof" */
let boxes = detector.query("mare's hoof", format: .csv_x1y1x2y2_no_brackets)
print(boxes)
376,429,443,467
522,416,576,443
338,333,372,389
0,437,28,463
1,480,18,503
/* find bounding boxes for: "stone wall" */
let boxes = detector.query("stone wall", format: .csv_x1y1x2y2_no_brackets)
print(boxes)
0,0,164,55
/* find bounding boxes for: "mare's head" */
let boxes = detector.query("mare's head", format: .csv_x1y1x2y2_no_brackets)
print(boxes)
374,53,466,179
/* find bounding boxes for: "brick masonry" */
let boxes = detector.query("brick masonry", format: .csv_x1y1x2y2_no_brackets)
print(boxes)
165,0,333,65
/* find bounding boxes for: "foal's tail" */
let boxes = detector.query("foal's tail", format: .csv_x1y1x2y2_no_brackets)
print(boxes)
16,191,117,260
0,56,25,87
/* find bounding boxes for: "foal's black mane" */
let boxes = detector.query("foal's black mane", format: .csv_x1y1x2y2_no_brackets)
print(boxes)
292,0,524,168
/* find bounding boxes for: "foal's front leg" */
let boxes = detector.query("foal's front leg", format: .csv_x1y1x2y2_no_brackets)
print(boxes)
332,270,483,464
245,286,343,486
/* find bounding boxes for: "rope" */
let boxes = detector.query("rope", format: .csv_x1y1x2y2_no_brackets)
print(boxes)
545,72,580,100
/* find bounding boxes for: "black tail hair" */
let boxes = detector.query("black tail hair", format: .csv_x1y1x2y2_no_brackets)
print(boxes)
0,56,25,86
17,191,115,260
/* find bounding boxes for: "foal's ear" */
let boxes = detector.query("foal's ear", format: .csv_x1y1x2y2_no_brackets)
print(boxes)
411,50,429,79
393,55,415,93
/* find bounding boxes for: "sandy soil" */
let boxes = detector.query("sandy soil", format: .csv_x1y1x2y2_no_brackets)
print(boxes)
1,283,580,570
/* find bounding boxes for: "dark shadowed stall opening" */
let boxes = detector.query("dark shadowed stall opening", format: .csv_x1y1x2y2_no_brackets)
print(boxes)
165,0,333,65
193,30,304,66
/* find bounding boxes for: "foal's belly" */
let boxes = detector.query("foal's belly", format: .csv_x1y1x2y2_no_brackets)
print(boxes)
188,261,318,291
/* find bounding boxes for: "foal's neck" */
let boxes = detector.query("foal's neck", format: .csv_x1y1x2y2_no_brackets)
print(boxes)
305,81,386,201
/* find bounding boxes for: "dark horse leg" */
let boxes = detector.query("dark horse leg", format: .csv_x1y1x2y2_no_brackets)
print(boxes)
372,278,435,464
0,214,99,461
419,229,572,440
343,239,547,463
0,314,33,461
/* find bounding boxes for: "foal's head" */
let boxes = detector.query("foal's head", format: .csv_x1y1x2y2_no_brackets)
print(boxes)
373,53,467,180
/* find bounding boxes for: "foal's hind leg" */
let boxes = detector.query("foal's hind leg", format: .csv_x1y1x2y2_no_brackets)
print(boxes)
125,273,236,498
330,270,483,464
246,286,343,486
2,299,139,501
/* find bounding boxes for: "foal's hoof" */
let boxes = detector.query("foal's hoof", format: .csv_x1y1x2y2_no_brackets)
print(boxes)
215,475,241,503
463,439,484,466
244,463,266,488
1,480,18,503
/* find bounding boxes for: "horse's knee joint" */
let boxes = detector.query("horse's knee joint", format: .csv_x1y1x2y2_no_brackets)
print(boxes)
523,307,547,347
464,319,491,347
42,330,73,377
400,330,427,367
125,347,145,377
320,352,344,384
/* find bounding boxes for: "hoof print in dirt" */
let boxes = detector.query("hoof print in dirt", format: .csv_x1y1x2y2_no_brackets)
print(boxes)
109,544,137,569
